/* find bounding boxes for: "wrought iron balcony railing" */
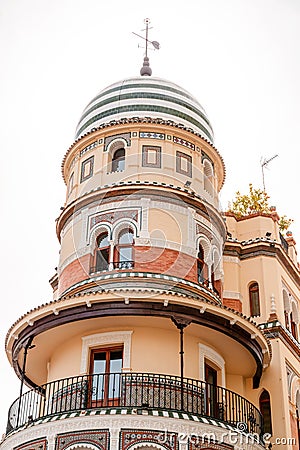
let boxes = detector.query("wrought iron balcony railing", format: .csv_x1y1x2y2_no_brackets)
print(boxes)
90,261,134,274
7,372,263,436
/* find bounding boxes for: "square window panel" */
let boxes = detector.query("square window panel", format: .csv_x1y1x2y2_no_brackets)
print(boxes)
142,145,161,168
80,155,94,183
176,151,192,177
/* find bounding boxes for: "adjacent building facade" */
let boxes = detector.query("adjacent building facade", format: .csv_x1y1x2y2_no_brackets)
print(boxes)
1,72,299,450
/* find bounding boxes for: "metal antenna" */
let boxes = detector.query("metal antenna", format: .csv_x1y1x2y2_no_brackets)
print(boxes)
132,18,160,76
261,154,278,191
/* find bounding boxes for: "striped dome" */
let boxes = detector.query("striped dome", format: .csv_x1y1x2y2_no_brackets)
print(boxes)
75,77,214,143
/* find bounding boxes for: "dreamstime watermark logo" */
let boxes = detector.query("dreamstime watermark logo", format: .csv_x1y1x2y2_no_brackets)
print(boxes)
65,151,224,297
156,426,295,447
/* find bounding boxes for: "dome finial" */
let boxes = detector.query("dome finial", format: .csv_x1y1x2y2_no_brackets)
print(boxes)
140,56,152,76
132,18,160,76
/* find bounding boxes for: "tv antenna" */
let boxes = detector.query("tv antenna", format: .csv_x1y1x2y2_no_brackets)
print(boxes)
261,154,278,191
132,18,160,76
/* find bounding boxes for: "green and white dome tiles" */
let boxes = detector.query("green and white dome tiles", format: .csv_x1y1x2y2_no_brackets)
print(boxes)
75,76,214,144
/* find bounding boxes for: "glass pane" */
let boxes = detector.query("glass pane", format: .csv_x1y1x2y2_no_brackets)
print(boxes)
112,148,125,172
93,352,106,373
108,350,123,398
96,249,109,271
98,233,109,247
119,246,132,261
118,229,133,245
92,352,106,401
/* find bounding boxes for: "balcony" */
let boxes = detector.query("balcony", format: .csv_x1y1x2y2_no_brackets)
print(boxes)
90,261,134,274
7,372,263,437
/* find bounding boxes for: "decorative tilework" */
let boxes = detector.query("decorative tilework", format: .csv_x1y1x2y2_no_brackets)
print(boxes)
120,430,177,450
14,438,47,450
166,135,172,140
142,145,162,168
80,156,94,183
70,139,101,170
80,140,100,157
139,132,165,140
173,136,195,150
132,132,138,137
56,430,109,450
104,133,131,152
89,209,139,230
176,151,192,177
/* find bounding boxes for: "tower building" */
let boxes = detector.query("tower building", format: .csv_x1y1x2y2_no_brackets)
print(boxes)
1,50,299,450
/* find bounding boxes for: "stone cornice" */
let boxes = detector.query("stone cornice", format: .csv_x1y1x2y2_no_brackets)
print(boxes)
61,117,226,188
224,240,300,287
56,182,227,242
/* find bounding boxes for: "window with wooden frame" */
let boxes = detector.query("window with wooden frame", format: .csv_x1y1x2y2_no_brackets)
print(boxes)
249,282,261,317
259,390,272,435
197,244,205,283
111,148,125,172
114,228,134,269
93,232,110,273
89,346,123,407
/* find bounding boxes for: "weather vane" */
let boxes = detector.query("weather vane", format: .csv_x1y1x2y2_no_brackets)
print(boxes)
132,18,160,76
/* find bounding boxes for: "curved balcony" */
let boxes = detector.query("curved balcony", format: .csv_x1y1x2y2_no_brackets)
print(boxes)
7,372,263,437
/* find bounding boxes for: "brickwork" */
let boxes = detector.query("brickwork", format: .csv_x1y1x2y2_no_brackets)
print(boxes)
135,246,197,282
58,254,90,296
222,298,242,313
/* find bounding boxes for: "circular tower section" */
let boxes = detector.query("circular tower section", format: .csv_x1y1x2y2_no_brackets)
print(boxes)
3,74,271,450
58,76,226,299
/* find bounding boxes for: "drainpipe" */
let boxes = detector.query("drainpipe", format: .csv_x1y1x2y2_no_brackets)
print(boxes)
16,336,34,427
171,317,191,411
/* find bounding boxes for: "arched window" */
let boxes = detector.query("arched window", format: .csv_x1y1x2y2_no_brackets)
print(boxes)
204,159,213,196
197,244,205,283
290,302,298,339
94,232,110,272
259,390,272,435
112,148,125,172
249,282,260,317
115,228,134,269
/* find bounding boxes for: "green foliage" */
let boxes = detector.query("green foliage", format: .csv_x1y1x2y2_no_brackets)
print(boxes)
278,215,293,233
228,184,293,233
228,184,270,217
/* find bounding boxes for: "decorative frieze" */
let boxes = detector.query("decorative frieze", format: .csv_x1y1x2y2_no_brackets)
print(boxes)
139,132,165,140
104,133,131,152
173,136,195,150
89,209,140,230
120,429,177,450
14,438,47,450
56,430,109,450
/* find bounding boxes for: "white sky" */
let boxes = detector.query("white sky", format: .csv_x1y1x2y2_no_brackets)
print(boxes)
0,0,299,436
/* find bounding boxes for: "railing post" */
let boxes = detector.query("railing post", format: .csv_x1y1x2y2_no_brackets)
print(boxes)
171,317,191,411
16,336,34,428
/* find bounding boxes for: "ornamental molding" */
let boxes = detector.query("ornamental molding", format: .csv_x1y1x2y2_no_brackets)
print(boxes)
80,331,133,374
1,412,262,450
198,343,226,387
222,256,240,264
223,291,243,301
